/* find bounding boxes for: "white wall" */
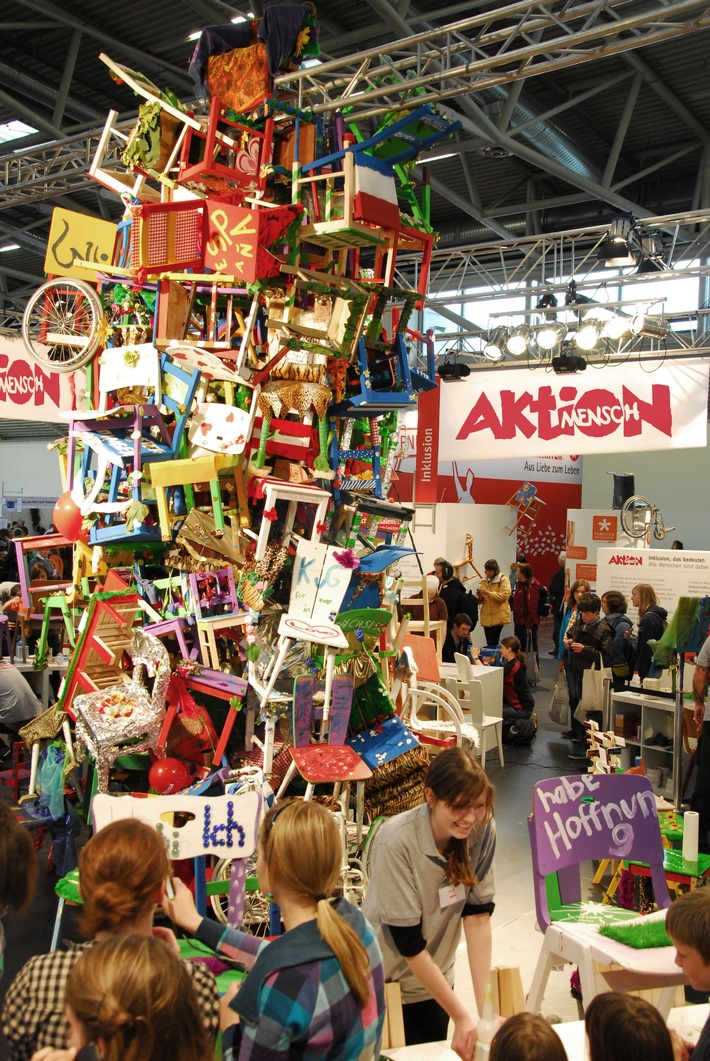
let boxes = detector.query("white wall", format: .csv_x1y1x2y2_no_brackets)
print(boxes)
581,439,709,550
0,440,63,528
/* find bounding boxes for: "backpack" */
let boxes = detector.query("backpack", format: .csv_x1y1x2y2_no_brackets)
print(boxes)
504,713,538,746
460,589,479,629
537,584,551,618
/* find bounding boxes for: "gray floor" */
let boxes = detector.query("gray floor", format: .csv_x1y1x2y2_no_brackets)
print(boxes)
455,621,589,1023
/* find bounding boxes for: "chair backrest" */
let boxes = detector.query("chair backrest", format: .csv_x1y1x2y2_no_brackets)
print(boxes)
98,343,162,410
528,773,671,931
292,674,355,749
455,652,474,682
159,352,202,458
92,790,261,861
401,633,440,684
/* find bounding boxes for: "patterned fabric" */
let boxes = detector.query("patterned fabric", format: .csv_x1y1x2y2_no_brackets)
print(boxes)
206,44,271,114
195,899,385,1060
1,939,220,1061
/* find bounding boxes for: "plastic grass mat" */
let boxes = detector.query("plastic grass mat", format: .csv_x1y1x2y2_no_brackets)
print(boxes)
599,920,672,949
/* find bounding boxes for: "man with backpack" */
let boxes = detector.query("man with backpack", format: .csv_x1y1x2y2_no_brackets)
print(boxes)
565,593,614,762
434,559,478,632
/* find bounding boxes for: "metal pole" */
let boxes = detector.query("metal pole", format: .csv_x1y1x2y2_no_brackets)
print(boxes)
673,654,685,809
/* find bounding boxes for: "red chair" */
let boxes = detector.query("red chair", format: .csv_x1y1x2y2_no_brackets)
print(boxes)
0,740,32,803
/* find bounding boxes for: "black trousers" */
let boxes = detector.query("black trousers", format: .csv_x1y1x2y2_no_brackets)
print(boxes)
483,625,504,647
514,624,538,659
691,721,710,853
402,998,450,1045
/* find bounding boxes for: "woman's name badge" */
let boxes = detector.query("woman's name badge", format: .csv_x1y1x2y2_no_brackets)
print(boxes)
439,883,466,908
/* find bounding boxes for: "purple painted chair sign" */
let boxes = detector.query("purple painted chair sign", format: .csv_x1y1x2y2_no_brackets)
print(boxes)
528,773,671,931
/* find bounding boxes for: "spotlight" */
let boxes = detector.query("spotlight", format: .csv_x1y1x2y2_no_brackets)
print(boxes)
636,232,670,273
483,327,507,361
537,321,567,350
603,314,633,340
630,313,670,339
597,217,638,268
506,324,532,356
575,320,600,351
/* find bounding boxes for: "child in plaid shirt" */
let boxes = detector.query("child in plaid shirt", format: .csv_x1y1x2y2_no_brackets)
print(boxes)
165,800,386,1061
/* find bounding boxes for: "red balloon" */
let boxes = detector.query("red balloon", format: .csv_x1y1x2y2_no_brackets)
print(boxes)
149,757,189,794
53,492,85,542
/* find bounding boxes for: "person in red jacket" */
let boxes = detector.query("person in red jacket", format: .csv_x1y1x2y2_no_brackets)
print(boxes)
512,563,540,664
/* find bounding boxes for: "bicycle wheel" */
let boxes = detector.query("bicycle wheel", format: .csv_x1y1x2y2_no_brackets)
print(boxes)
209,856,272,935
620,495,653,539
22,277,104,372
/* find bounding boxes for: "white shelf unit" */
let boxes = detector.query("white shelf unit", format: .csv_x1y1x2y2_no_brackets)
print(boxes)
610,690,677,795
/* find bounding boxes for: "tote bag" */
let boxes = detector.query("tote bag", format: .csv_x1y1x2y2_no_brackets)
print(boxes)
574,663,604,722
549,672,570,727
525,632,541,686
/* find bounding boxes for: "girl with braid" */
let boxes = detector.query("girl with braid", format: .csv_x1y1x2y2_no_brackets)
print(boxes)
362,748,496,1061
164,799,385,1061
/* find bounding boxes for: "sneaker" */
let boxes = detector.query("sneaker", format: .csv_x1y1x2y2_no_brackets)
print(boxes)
560,730,579,740
568,744,590,761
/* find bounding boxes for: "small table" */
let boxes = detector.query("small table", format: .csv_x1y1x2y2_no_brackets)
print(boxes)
13,658,69,709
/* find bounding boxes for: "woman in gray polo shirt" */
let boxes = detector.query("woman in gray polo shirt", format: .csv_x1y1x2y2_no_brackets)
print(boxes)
362,747,495,1060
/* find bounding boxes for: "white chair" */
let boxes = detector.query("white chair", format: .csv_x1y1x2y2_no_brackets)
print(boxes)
445,672,505,769
393,635,478,752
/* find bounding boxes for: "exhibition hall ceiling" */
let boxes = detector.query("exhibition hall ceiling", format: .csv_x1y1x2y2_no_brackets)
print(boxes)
2,0,710,327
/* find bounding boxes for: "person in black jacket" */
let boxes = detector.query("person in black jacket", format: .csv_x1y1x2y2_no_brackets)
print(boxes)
442,613,474,663
548,551,566,656
498,636,534,721
564,593,613,761
631,583,667,681
434,560,478,631
601,590,634,691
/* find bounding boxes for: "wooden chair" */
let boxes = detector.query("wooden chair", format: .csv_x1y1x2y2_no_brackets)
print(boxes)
276,674,371,844
398,575,446,660
505,481,546,541
72,629,171,793
526,773,682,1017
51,790,263,950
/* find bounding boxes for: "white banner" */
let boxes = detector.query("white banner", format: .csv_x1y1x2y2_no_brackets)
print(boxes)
597,547,710,616
0,336,76,422
438,359,709,459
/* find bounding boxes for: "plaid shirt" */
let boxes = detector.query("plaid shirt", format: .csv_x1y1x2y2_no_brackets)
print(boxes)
2,939,220,1061
195,899,385,1061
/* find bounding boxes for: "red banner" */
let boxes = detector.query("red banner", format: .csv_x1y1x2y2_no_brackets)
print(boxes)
414,382,440,502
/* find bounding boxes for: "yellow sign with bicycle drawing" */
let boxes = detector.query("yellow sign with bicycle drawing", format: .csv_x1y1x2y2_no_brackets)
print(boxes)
44,207,116,281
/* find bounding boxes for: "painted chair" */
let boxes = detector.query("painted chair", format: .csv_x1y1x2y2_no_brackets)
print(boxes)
526,772,682,1017
394,634,478,752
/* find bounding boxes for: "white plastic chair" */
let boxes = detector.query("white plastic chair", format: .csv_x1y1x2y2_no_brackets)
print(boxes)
393,635,478,751
445,675,504,770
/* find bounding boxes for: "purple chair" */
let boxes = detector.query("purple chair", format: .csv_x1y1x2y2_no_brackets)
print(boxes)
526,773,682,1016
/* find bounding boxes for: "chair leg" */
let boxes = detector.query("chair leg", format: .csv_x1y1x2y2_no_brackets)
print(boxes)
480,729,488,770
577,950,599,1011
276,760,297,800
496,723,505,767
50,897,66,952
525,934,557,1014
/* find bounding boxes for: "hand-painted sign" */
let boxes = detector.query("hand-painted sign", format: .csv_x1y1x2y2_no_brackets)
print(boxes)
44,207,116,281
